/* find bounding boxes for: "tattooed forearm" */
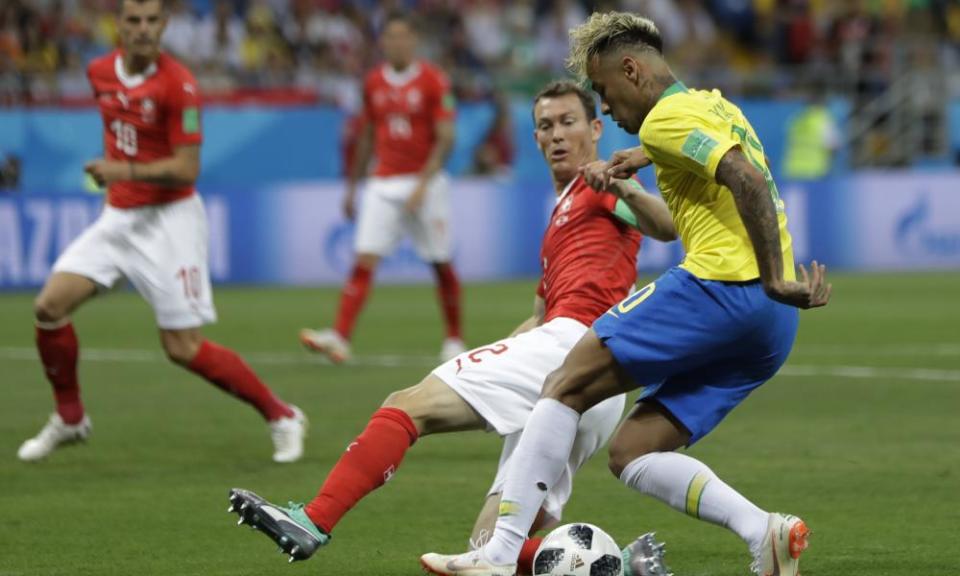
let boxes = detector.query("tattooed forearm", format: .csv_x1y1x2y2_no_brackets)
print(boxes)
716,148,784,289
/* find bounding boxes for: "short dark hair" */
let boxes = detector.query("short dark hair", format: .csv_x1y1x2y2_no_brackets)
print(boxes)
533,80,598,122
119,0,167,13
382,10,417,33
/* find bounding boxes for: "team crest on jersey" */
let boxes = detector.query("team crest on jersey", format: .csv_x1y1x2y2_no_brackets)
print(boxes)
554,194,574,227
406,88,422,110
141,97,156,124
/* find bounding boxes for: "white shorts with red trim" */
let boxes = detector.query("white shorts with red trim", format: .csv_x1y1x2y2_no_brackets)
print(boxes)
354,173,451,262
432,317,626,521
52,194,217,330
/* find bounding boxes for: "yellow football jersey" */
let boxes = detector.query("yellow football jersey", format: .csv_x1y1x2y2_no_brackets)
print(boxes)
640,82,795,282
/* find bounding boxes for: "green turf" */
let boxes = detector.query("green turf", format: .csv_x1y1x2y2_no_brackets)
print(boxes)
1,273,958,575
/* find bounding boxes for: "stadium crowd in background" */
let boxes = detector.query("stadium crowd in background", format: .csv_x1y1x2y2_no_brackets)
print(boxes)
2,0,959,106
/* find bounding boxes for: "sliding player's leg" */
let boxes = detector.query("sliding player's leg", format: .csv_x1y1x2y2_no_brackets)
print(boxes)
229,374,487,562
231,318,591,563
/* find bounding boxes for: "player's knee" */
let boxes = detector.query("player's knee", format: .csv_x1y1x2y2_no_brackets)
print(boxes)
34,294,67,323
382,388,410,410
541,369,590,413
607,439,651,479
382,388,426,431
162,335,201,366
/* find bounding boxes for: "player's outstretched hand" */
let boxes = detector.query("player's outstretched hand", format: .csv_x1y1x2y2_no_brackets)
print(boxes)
580,160,613,191
606,146,651,180
765,261,832,309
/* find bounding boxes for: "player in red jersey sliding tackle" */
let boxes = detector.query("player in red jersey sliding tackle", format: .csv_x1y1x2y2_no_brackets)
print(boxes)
225,80,678,570
300,11,466,363
17,0,306,464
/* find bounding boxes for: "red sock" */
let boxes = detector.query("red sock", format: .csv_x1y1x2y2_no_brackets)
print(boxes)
36,322,84,424
518,536,544,576
433,262,462,339
304,407,418,533
334,264,374,340
187,340,293,421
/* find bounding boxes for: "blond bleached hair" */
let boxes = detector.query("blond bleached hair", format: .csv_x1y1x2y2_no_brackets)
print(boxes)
566,12,663,81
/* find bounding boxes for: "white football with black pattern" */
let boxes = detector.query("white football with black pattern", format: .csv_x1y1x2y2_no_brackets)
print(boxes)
533,523,623,576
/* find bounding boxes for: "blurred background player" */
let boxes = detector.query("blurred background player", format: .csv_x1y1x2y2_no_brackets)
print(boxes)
224,79,677,567
17,0,306,464
299,11,464,363
422,12,831,576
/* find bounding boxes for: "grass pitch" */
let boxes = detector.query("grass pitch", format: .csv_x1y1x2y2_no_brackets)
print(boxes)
1,273,959,575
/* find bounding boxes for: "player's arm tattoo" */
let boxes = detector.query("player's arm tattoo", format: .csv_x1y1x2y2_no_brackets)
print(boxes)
716,147,785,291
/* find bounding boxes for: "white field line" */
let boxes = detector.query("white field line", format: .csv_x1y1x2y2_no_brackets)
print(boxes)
0,347,958,381
790,343,960,357
0,346,437,367
776,364,960,382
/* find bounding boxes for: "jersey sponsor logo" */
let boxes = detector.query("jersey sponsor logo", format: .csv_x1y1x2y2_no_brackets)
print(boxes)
182,107,200,134
681,128,718,166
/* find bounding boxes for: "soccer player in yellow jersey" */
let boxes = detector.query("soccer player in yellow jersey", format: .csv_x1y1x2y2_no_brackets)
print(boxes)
421,12,831,576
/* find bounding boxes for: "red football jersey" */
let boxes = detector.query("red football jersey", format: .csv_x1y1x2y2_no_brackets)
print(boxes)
362,61,454,177
538,176,644,326
88,50,203,208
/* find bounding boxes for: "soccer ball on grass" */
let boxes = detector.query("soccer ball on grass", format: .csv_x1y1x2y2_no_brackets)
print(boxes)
532,523,623,576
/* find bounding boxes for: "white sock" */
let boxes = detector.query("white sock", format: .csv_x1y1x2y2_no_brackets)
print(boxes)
484,399,580,565
620,452,769,554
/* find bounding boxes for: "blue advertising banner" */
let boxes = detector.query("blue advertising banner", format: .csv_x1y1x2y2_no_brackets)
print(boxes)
1,172,958,290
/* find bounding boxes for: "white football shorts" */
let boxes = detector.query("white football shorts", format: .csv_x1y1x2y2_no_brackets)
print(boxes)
354,173,451,262
52,194,217,330
432,317,626,521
